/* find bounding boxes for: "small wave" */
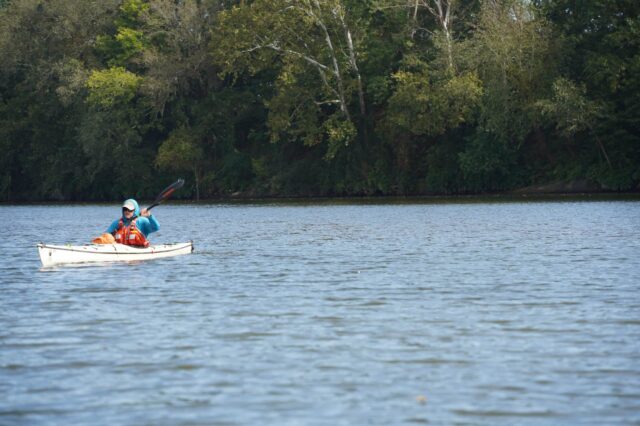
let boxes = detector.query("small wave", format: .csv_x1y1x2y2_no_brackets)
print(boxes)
452,408,558,417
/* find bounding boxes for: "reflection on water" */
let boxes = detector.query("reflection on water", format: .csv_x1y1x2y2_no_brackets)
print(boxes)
1,199,640,425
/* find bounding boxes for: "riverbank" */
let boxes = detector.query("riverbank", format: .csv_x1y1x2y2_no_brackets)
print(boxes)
3,191,640,207
216,177,638,200
3,178,639,204
198,178,640,202
510,178,640,194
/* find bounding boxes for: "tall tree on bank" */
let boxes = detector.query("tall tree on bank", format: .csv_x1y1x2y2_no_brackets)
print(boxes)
0,0,121,200
211,0,368,159
457,0,561,190
139,0,219,199
539,0,640,189
374,0,482,193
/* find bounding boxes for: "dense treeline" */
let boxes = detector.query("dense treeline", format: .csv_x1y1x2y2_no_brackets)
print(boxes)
0,0,638,201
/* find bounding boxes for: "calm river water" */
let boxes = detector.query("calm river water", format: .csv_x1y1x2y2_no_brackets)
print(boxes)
1,199,640,425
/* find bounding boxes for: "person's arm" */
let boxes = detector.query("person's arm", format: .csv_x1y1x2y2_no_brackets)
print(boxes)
139,209,160,235
147,214,160,233
106,219,119,234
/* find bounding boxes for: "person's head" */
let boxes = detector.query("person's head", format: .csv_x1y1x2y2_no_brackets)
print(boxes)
122,199,140,220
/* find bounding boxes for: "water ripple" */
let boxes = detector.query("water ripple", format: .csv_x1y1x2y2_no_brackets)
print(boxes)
1,201,639,425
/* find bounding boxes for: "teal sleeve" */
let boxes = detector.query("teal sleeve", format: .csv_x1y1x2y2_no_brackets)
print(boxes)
138,215,160,237
106,219,119,234
148,215,160,233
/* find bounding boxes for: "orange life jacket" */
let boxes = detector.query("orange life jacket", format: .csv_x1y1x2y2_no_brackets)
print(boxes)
114,218,150,247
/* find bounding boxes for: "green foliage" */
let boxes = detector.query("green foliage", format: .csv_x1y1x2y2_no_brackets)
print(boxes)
217,150,255,192
96,28,146,67
94,0,149,67
424,138,466,194
53,59,90,106
470,0,559,144
119,0,149,25
156,127,207,198
459,131,523,191
387,57,482,136
536,78,602,137
539,0,640,188
156,128,203,171
86,67,142,108
0,0,638,201
323,114,358,159
265,68,323,147
212,0,366,155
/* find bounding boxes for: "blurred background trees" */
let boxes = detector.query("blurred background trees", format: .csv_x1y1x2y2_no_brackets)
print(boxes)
1,0,637,200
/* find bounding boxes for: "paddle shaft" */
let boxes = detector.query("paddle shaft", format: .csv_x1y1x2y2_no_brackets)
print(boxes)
145,179,185,212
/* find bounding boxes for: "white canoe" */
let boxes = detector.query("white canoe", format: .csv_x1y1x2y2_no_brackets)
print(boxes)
37,242,193,267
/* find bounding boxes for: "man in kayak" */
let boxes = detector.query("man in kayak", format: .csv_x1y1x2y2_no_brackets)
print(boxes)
106,199,160,247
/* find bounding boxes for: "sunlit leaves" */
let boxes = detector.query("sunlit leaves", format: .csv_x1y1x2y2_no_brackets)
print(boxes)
536,78,602,137
462,0,559,147
86,67,142,108
386,58,481,136
323,114,357,159
138,0,216,113
212,0,365,155
117,0,150,28
155,128,203,171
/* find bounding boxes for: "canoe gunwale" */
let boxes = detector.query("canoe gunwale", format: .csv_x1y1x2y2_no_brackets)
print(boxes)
37,242,192,255
37,241,194,267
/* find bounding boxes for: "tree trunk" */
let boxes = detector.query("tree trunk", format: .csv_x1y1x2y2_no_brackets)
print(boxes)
194,167,200,201
594,133,612,169
335,8,366,117
433,0,454,70
411,0,420,38
417,0,455,70
310,0,350,121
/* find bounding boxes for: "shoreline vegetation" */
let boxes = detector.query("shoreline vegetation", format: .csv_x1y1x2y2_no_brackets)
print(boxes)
3,187,640,207
1,1,638,202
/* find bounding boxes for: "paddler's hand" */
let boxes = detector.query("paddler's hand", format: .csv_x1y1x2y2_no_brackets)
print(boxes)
140,208,151,218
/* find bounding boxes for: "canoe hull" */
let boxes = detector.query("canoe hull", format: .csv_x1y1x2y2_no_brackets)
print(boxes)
37,242,193,267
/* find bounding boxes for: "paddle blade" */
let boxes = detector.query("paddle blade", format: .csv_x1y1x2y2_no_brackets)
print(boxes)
149,179,184,209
